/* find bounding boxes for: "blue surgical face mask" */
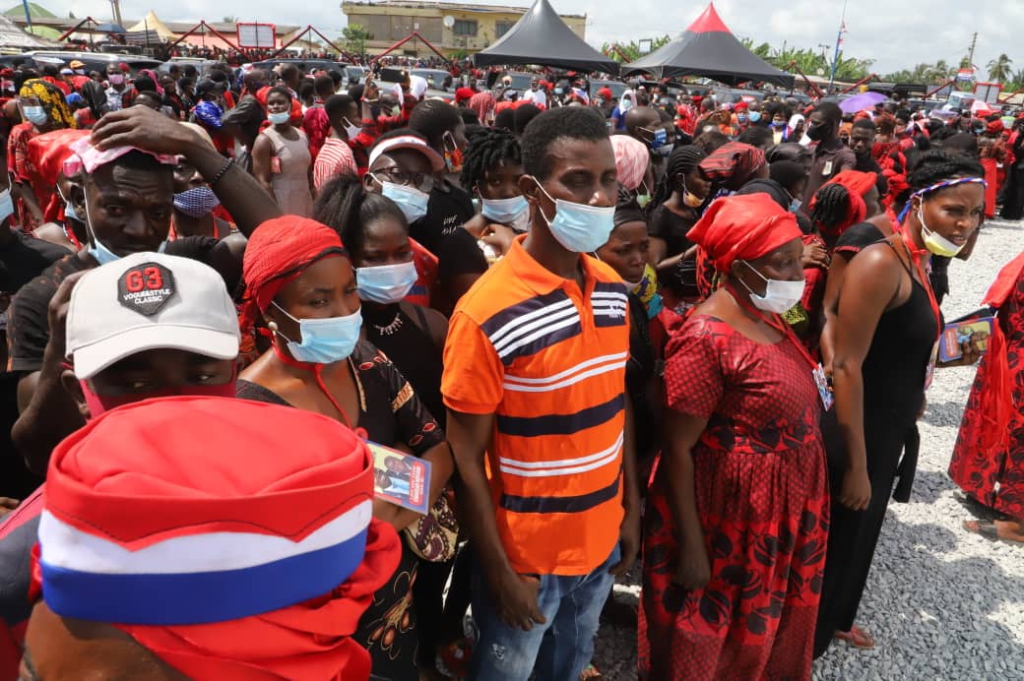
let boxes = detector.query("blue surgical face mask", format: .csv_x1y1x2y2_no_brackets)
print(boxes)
0,189,13,224
22,105,48,126
268,111,290,125
481,195,529,232
789,198,802,213
749,111,762,123
356,261,418,304
651,128,668,147
272,302,362,364
82,185,167,265
532,179,615,254
378,179,429,224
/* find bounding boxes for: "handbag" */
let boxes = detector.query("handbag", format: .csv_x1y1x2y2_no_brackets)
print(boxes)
403,486,458,562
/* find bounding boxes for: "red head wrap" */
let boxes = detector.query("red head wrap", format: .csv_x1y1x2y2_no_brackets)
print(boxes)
699,142,766,192
688,194,802,273
25,128,89,223
986,119,1005,135
809,169,879,237
455,87,475,104
733,101,748,112
241,217,346,332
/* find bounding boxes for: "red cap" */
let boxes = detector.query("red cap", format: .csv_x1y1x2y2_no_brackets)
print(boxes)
734,101,749,112
118,62,130,73
597,87,613,100
455,86,475,103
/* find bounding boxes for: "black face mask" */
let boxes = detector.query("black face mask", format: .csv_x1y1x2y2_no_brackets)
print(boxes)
805,123,826,142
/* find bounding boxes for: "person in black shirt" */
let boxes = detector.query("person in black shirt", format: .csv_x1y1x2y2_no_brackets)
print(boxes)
364,129,487,317
8,106,281,474
850,119,889,198
648,146,709,301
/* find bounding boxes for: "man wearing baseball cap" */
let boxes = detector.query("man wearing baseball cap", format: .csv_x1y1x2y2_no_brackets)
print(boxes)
9,106,280,471
20,396,401,680
364,129,487,315
0,252,247,678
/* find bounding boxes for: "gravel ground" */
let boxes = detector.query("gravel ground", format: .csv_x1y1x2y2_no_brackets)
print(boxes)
592,219,1024,680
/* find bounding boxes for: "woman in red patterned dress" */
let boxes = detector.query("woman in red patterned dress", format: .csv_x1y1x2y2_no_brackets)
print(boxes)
949,251,1024,542
640,194,829,681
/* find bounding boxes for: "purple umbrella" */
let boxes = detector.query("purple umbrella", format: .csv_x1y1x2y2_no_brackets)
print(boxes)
839,91,887,113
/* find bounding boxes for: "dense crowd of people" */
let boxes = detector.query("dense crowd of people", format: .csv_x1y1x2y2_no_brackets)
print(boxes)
0,49,1020,681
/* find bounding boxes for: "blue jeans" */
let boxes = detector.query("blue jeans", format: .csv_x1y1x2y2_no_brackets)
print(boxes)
469,544,619,681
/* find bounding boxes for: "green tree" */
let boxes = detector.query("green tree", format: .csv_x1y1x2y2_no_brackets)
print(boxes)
342,23,373,57
987,53,1013,83
222,16,239,23
601,35,672,63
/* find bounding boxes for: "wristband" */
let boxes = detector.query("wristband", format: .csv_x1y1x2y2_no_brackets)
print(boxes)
208,158,233,187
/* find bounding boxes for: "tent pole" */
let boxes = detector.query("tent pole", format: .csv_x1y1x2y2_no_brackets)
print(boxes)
837,73,877,96
787,60,823,99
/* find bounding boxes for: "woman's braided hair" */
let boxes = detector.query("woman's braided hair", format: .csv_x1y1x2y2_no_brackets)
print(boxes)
810,183,853,232
655,145,706,205
459,126,522,191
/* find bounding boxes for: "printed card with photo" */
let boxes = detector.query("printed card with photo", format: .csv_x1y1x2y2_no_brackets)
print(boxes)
367,441,431,515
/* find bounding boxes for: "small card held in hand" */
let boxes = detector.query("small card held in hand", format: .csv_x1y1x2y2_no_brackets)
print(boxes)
938,317,994,362
368,441,431,515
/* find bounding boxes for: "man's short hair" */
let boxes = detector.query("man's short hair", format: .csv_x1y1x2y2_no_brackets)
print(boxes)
520,107,608,180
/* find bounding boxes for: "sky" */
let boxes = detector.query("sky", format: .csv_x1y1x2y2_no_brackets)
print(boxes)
50,0,1023,77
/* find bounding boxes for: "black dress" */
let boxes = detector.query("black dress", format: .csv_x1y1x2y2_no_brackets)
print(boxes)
361,302,449,669
237,341,445,681
814,241,938,656
1001,134,1024,221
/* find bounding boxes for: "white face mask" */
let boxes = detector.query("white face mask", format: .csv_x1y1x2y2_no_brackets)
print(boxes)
739,260,805,314
342,117,361,140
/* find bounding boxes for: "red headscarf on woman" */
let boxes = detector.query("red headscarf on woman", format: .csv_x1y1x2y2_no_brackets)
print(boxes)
240,216,347,334
688,193,802,273
25,128,89,224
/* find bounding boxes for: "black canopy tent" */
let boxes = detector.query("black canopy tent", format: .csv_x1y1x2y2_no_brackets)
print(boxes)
473,0,619,75
623,3,793,88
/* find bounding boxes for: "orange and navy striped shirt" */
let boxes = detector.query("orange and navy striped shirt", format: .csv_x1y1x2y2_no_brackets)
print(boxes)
442,236,629,576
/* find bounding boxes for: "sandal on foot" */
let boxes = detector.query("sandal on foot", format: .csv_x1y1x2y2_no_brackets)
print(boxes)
580,664,603,680
835,625,876,649
964,519,1002,541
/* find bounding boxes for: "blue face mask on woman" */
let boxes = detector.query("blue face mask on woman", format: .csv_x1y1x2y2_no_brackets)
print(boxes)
356,261,418,304
0,189,14,224
749,111,762,123
378,179,429,224
531,179,615,253
272,302,362,364
481,195,530,231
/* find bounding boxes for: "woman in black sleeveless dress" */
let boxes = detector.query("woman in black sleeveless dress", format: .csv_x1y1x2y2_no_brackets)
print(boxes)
815,153,987,655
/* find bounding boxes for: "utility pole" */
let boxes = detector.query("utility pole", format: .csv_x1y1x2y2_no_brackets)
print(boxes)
109,0,123,27
966,31,977,68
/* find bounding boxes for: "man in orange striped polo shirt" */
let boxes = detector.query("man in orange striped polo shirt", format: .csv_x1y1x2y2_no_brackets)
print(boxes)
442,107,640,681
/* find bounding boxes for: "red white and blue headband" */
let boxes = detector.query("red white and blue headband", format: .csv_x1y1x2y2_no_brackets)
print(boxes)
897,177,987,223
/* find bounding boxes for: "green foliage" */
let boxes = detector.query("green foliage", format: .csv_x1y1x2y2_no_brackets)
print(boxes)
342,23,373,56
600,35,672,63
987,54,1013,84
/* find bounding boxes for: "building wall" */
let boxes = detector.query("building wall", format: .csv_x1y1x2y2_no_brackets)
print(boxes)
342,2,585,55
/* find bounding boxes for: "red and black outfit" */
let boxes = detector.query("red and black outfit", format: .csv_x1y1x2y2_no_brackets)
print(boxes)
640,314,829,681
949,252,1024,519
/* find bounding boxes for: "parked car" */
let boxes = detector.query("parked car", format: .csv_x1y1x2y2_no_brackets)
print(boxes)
588,79,628,102
411,68,452,92
250,58,347,78
157,57,220,75
20,51,163,75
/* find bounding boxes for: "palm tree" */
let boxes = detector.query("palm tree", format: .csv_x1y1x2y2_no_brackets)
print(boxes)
988,53,1013,83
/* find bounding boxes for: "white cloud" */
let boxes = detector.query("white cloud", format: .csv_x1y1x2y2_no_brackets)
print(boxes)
54,0,1022,77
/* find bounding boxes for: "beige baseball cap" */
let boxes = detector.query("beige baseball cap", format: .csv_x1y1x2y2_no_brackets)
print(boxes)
66,253,240,380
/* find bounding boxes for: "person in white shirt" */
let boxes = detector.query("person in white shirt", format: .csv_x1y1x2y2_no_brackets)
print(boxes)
524,77,547,108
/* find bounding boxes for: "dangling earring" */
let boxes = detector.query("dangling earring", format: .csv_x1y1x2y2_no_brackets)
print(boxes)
267,321,279,332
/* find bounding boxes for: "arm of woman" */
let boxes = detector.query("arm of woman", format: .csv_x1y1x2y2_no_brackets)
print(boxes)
251,134,276,199
830,245,903,511
649,236,668,265
820,253,853,371
663,412,711,589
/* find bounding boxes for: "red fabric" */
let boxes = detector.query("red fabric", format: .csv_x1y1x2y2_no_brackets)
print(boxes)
241,217,346,332
809,169,877,237
406,238,438,308
986,120,1005,134
38,396,401,681
455,87,475,104
25,128,90,223
698,142,765,191
687,194,802,273
981,157,998,218
0,621,26,681
303,105,331,159
950,256,1024,514
640,315,827,680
